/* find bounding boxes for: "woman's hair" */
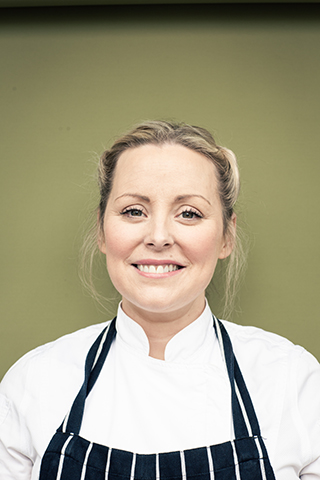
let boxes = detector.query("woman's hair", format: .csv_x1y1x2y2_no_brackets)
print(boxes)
81,120,246,319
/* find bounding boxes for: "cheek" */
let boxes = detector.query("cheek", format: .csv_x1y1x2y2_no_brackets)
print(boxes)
104,226,127,261
103,220,140,264
181,228,224,264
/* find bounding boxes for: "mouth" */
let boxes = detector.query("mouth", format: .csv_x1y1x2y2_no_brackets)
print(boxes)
132,264,184,274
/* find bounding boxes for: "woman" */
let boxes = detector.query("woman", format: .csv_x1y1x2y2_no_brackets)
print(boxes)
0,121,320,479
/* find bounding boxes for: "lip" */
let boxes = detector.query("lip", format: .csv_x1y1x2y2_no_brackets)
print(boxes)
132,259,185,266
131,259,186,278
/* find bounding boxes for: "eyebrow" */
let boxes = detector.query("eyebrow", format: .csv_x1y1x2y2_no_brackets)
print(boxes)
175,194,211,206
115,193,211,205
115,193,150,202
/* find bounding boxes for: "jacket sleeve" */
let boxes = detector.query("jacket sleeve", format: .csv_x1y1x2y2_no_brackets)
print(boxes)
0,392,35,480
296,349,320,478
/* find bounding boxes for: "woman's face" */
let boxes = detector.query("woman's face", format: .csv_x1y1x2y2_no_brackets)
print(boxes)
99,144,234,322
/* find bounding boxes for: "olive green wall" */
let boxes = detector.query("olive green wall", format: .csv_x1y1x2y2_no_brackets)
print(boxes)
1,4,320,379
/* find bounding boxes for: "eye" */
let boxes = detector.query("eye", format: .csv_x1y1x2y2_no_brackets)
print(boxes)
179,208,203,220
120,207,145,217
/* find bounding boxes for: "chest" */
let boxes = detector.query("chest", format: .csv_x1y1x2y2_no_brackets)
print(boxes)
82,341,234,452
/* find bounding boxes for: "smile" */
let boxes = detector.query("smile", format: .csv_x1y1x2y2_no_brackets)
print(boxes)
134,264,183,274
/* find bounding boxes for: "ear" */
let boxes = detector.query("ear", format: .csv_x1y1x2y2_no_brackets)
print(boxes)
97,212,107,254
98,233,106,254
218,213,237,260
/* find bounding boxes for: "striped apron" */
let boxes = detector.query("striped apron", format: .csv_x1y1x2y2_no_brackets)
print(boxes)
39,316,276,480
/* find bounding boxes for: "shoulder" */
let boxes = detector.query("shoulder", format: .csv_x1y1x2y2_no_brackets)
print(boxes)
0,320,112,403
221,319,307,358
221,319,320,397
0,320,114,455
220,321,320,468
0,320,114,460
220,319,320,394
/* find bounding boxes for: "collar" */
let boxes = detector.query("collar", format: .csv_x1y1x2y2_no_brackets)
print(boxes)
115,300,217,364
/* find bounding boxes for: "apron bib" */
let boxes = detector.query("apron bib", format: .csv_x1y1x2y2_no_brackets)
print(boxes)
39,316,276,480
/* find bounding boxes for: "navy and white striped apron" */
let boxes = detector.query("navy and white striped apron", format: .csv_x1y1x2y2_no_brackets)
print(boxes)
39,316,276,480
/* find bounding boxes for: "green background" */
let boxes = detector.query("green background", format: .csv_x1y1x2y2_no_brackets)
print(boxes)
1,3,320,380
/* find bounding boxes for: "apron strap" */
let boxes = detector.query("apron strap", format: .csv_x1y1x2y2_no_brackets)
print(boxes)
58,318,116,435
213,316,261,439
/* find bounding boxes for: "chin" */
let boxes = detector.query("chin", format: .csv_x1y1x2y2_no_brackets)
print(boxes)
123,292,204,319
131,300,177,315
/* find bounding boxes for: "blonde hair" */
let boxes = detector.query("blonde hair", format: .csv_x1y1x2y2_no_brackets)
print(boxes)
81,121,246,319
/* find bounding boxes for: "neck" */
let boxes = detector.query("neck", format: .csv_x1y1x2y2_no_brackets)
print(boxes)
121,298,206,360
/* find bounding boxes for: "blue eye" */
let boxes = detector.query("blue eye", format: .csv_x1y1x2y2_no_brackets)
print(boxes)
180,209,202,219
121,208,144,217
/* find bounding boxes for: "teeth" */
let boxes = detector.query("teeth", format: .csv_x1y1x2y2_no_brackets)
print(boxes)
137,264,180,274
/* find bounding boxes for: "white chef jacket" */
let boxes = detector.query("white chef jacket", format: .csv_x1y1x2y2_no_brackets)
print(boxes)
1,302,320,480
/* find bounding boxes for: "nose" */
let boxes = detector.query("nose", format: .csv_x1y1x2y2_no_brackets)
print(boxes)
144,216,174,250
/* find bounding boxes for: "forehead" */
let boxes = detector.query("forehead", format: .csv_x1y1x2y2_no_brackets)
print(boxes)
111,143,219,199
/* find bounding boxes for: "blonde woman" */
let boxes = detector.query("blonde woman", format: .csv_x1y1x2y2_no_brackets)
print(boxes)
1,121,319,479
